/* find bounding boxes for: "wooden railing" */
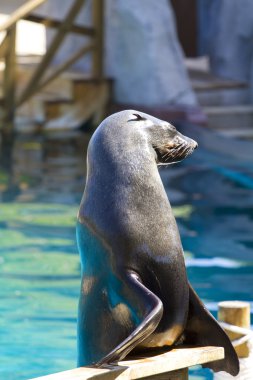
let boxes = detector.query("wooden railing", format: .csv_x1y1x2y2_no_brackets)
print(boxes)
0,0,104,129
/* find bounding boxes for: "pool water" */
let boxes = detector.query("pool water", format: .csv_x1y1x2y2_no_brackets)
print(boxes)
0,125,252,380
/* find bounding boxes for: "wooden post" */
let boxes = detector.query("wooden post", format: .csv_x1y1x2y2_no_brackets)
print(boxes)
218,301,251,358
17,0,86,106
3,24,17,130
0,34,9,60
92,0,104,79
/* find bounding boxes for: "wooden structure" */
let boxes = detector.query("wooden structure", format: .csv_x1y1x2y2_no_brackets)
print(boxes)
0,0,108,132
218,301,251,359
30,346,224,380
215,301,253,379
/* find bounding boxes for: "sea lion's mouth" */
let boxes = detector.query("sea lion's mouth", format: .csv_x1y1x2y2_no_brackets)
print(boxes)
154,139,197,166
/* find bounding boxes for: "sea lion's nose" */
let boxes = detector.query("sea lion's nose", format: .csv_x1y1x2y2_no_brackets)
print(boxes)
193,141,198,150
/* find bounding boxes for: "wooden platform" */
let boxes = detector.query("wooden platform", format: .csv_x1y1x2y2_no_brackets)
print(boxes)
29,346,224,380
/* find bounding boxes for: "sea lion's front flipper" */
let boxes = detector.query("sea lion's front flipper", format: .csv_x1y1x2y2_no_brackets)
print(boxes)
184,283,239,376
96,271,163,366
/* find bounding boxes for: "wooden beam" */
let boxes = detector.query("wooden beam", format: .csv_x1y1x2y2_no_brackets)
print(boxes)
0,0,47,33
36,43,94,94
218,300,251,358
29,346,224,380
92,0,104,79
3,25,16,127
0,33,8,59
17,0,86,106
24,14,95,37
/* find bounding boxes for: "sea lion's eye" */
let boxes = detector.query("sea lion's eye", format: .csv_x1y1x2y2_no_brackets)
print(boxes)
129,113,147,122
169,124,176,131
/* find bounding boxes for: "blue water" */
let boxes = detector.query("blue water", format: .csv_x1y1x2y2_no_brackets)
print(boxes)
0,127,252,379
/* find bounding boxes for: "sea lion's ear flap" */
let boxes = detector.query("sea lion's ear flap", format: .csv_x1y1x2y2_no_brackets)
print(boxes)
184,284,239,376
95,271,163,366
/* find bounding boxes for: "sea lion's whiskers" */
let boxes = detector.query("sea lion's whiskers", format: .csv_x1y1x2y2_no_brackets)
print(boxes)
178,144,189,158
164,151,173,161
162,148,174,159
162,152,169,159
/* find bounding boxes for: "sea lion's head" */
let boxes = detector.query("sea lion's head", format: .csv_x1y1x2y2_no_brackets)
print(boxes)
144,114,198,166
90,110,198,167
127,111,198,165
125,110,198,165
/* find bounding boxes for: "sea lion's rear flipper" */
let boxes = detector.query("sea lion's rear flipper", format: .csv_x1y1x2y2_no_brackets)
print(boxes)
184,283,239,376
96,271,163,366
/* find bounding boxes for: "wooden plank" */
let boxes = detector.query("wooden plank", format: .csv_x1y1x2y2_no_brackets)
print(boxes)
72,79,103,102
117,346,224,379
3,25,16,126
24,14,95,37
17,0,86,106
44,99,73,120
29,346,224,380
92,0,104,79
0,33,8,59
0,0,47,33
33,368,189,380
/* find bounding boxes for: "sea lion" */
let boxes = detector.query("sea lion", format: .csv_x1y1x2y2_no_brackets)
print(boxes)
77,110,239,376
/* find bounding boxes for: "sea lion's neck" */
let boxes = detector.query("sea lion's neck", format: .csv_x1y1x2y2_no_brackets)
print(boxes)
87,130,159,186
89,145,160,190
79,133,167,217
